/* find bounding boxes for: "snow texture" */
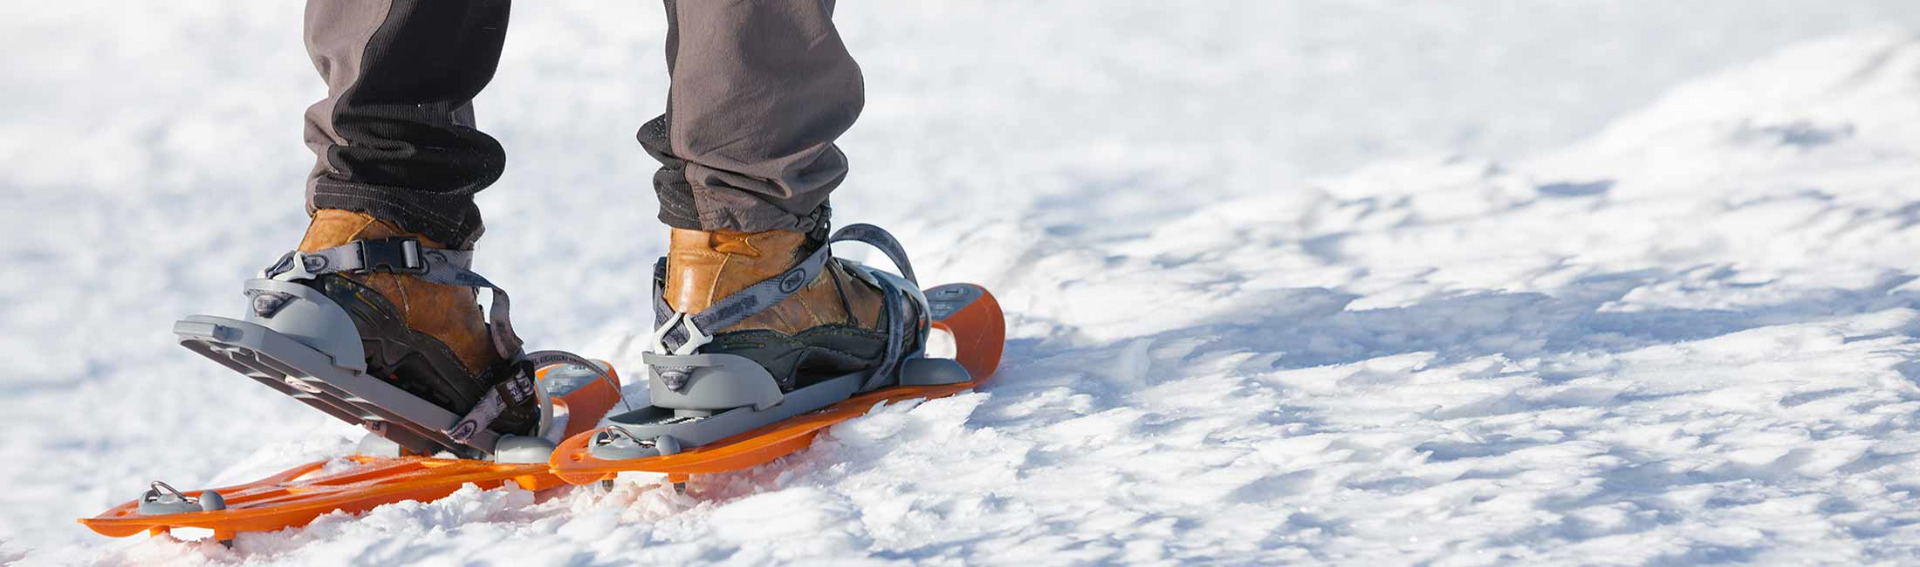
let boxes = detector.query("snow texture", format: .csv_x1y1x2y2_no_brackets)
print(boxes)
6,2,1920,565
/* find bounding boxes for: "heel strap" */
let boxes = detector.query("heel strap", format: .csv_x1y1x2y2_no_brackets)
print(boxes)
447,350,625,444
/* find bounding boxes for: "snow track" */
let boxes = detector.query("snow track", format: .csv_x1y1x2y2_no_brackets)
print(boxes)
7,3,1920,565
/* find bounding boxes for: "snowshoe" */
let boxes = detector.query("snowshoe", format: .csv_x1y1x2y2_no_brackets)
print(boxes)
549,224,1005,485
81,233,624,543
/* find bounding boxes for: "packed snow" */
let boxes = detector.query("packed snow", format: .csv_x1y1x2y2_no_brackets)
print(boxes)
6,2,1920,565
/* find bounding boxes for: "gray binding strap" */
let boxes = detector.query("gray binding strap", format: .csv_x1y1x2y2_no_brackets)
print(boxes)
827,223,916,285
858,271,917,392
685,242,832,337
650,259,684,347
448,370,536,444
650,224,920,354
449,351,626,443
263,238,524,359
826,224,923,392
262,238,466,279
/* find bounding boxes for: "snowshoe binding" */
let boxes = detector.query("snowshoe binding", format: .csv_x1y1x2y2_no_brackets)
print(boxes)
171,213,615,460
550,223,1005,484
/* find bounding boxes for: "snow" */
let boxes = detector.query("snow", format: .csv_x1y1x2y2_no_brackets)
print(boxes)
6,2,1920,565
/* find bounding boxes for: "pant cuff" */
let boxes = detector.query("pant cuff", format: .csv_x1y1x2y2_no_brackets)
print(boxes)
309,179,485,249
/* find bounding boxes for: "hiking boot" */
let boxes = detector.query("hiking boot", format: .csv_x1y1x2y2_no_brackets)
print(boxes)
663,227,891,391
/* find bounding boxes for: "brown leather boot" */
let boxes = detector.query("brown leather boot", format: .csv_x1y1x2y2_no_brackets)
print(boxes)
664,227,892,390
296,209,538,435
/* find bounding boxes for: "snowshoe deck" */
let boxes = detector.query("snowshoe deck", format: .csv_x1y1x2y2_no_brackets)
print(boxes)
548,283,1004,483
79,363,622,541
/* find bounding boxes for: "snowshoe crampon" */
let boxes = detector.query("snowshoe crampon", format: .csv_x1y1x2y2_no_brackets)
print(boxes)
550,224,1006,484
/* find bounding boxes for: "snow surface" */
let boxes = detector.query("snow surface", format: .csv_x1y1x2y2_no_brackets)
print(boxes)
7,2,1920,565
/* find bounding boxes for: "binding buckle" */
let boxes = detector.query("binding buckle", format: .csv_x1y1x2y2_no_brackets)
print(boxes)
644,312,714,356
357,237,428,275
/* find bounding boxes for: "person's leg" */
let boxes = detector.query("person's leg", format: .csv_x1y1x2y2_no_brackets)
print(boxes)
640,0,863,234
304,0,511,250
643,1,895,392
293,0,539,435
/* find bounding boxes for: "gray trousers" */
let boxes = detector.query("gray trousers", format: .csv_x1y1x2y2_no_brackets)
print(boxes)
303,0,862,248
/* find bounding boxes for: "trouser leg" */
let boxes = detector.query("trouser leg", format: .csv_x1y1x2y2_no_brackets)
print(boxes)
640,0,864,233
303,0,510,249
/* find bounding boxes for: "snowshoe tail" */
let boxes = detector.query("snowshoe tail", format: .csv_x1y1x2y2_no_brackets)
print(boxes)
79,362,625,541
